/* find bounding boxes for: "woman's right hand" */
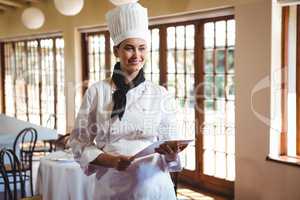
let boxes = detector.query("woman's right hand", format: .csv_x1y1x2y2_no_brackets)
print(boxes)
91,153,135,171
112,155,135,171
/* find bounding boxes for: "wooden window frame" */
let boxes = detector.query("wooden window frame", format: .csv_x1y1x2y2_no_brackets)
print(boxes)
297,5,300,156
81,31,111,96
0,36,65,132
268,5,300,167
0,42,4,113
280,5,300,157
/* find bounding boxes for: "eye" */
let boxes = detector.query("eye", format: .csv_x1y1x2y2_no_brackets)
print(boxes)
124,46,134,51
139,47,146,51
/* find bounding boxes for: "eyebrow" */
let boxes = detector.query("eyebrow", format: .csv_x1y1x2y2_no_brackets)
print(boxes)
123,44,146,48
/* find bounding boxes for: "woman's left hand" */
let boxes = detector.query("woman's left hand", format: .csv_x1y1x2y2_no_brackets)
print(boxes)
155,142,178,161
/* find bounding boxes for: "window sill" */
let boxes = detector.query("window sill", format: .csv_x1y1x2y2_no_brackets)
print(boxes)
266,155,300,168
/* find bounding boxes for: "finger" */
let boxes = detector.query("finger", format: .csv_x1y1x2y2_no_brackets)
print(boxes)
119,161,132,171
160,144,173,154
165,144,175,154
120,156,133,163
178,144,188,151
155,147,168,155
120,159,131,166
117,162,129,171
129,156,135,162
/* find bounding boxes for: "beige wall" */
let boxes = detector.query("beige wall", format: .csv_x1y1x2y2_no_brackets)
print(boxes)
0,0,300,199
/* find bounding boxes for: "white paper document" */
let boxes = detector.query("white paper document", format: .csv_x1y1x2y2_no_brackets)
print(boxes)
134,139,193,159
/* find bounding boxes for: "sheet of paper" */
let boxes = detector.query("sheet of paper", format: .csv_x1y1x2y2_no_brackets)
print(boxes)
134,139,193,159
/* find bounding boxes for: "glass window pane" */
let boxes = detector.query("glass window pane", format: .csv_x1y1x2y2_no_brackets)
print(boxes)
204,100,214,112
204,75,214,99
203,150,215,176
226,154,235,181
215,75,225,98
216,21,226,47
215,152,226,179
183,146,196,170
152,73,160,84
227,48,235,73
144,63,152,73
226,127,235,154
227,75,235,100
204,22,214,48
152,51,160,73
176,50,185,73
204,49,213,73
204,100,214,125
186,25,195,49
186,50,194,74
110,38,117,74
176,26,185,50
176,74,185,97
226,101,235,127
167,27,175,49
203,125,215,150
215,126,226,153
215,49,225,74
186,73,195,98
151,28,159,51
167,74,176,96
227,19,235,46
167,51,176,73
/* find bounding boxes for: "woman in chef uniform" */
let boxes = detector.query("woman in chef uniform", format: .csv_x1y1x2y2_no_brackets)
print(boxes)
70,2,183,200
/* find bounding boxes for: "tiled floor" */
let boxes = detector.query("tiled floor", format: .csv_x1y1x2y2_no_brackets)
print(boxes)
177,185,229,200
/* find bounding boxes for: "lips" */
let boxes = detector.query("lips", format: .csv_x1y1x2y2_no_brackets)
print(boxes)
128,60,141,65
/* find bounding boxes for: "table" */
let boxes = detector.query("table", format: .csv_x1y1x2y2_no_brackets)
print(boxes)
36,151,96,200
0,114,58,149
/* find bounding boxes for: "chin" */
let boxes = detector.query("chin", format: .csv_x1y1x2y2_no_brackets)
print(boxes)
126,64,142,73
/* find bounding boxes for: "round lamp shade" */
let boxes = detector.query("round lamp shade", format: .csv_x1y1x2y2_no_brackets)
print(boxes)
21,7,45,30
54,0,84,16
109,0,139,6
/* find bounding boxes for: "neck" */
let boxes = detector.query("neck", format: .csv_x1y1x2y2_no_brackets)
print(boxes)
125,71,140,83
120,66,140,84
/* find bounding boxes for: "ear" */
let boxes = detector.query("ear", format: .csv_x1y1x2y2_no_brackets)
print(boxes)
113,46,119,58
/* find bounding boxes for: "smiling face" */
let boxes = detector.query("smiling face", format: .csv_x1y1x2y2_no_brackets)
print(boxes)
114,38,147,77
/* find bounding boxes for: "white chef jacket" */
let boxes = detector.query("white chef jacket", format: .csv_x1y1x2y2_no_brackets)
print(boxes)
70,79,183,200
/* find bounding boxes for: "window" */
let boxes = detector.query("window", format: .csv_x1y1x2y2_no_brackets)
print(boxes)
144,28,160,85
80,15,235,195
269,5,300,165
81,32,114,96
0,37,66,134
165,25,196,170
202,19,235,180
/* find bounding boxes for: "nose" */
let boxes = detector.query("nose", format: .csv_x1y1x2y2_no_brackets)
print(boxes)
132,48,139,58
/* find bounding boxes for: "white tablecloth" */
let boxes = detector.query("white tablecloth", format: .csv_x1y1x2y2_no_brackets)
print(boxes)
36,151,95,200
0,114,58,149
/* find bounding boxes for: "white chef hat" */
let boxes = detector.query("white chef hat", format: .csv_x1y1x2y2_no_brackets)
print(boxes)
106,3,149,46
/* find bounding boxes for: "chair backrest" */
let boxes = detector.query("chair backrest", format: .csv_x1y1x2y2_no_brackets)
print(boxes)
0,148,26,200
55,133,71,150
13,128,38,169
45,114,55,129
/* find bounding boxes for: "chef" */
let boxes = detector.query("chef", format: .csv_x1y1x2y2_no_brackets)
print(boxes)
70,2,183,200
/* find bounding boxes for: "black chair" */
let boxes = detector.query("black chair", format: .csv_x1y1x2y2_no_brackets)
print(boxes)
0,148,42,200
0,148,26,200
32,114,56,156
14,128,37,196
6,128,37,196
170,172,178,195
53,133,71,151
